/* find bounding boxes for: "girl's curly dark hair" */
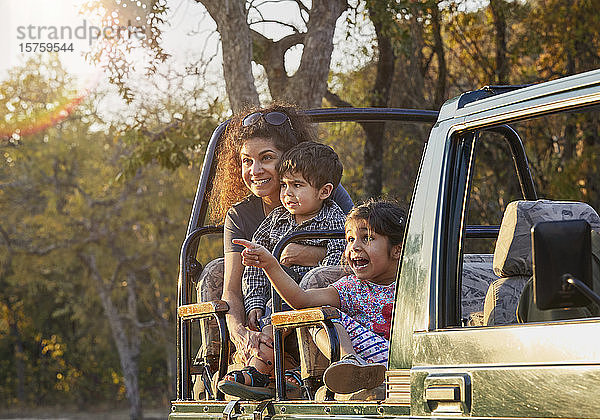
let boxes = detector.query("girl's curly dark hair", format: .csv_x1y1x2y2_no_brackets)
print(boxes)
209,102,318,222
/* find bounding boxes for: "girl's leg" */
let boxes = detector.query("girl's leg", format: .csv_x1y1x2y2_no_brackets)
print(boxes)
336,313,389,365
312,314,388,394
312,314,389,365
312,322,356,360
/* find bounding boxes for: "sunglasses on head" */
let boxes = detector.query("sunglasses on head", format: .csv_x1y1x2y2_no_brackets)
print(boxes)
242,111,294,131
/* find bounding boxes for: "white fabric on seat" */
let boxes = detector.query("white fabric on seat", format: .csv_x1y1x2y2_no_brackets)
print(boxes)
461,254,495,326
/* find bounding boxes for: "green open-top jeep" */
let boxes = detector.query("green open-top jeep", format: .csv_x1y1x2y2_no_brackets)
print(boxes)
171,69,600,419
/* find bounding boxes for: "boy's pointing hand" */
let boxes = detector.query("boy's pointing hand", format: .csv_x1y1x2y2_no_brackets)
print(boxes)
232,239,277,269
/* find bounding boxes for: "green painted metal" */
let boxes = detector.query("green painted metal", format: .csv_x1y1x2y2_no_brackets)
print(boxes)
411,321,600,417
409,68,600,420
170,401,409,419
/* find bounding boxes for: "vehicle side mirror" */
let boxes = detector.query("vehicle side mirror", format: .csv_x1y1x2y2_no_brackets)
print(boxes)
531,219,600,310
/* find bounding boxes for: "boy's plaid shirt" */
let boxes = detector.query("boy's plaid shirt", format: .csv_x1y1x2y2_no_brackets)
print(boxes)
242,199,346,314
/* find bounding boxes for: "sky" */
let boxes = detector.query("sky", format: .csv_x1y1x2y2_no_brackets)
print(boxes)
1,0,217,83
0,0,373,126
1,0,372,82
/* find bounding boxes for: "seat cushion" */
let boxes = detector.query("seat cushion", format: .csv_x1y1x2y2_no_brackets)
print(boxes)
486,200,600,326
461,254,496,325
493,200,600,278
483,275,530,325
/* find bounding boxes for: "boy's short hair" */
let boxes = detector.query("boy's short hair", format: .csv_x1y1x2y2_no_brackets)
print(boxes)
277,141,343,189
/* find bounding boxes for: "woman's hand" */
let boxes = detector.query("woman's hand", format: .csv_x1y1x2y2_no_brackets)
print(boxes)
280,243,326,267
230,325,273,364
247,308,264,331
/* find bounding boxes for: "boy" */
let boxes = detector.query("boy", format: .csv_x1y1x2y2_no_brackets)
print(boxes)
242,141,347,330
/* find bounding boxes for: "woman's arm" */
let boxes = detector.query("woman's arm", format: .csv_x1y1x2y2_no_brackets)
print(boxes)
332,184,354,214
233,239,341,309
279,243,326,267
221,252,272,361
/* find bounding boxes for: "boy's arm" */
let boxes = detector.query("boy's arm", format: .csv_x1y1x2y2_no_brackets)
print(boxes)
280,243,326,267
242,212,276,324
321,238,346,266
319,211,347,266
241,265,269,325
234,239,340,309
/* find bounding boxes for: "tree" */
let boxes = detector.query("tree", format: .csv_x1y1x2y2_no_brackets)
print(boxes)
1,56,200,417
489,0,509,84
82,0,348,111
326,1,448,198
80,0,451,197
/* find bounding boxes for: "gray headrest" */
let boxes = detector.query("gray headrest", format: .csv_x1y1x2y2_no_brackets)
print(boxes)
493,200,600,277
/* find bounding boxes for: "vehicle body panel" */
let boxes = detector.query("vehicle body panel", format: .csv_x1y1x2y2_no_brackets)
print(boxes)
412,321,600,417
410,69,600,419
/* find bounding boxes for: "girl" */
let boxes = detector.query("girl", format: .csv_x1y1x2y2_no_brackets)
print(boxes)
232,199,407,395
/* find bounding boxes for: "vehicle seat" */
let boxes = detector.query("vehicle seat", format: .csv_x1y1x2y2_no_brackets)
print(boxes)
483,199,600,326
461,253,496,326
517,226,600,323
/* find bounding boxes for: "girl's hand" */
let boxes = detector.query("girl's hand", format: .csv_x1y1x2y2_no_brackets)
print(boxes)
232,239,277,269
247,308,264,331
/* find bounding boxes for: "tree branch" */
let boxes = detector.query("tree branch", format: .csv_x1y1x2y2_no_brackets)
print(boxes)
324,90,353,108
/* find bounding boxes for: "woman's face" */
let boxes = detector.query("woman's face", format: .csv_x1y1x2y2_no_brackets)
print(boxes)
240,137,283,200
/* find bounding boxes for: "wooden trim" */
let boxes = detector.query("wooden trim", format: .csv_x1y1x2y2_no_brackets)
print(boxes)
386,369,411,405
177,300,229,319
271,306,340,328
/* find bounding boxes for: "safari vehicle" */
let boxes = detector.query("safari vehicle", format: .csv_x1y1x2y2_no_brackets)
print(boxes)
171,69,600,419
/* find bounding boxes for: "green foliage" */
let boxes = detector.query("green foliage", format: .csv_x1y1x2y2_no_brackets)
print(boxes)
524,0,600,78
0,57,200,408
319,119,428,204
116,95,224,179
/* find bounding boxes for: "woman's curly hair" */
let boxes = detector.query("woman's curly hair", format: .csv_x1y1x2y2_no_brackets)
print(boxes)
209,102,318,222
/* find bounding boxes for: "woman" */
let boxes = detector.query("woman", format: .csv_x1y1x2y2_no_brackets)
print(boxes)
197,103,352,375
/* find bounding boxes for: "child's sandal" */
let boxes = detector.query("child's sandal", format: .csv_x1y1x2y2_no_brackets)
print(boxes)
323,354,386,394
217,366,274,400
284,368,305,399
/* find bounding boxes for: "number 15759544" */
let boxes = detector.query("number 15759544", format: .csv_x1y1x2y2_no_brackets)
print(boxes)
19,43,74,53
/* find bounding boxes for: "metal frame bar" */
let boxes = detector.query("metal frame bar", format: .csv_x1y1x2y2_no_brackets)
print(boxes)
270,230,345,401
175,109,535,400
177,226,223,400
488,125,537,200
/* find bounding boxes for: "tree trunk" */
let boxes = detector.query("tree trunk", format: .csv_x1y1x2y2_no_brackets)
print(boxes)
81,254,143,420
285,0,348,108
153,278,177,398
198,1,347,109
489,0,509,84
362,7,396,199
9,313,26,403
198,0,260,112
403,9,426,108
0,246,25,404
430,1,447,109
